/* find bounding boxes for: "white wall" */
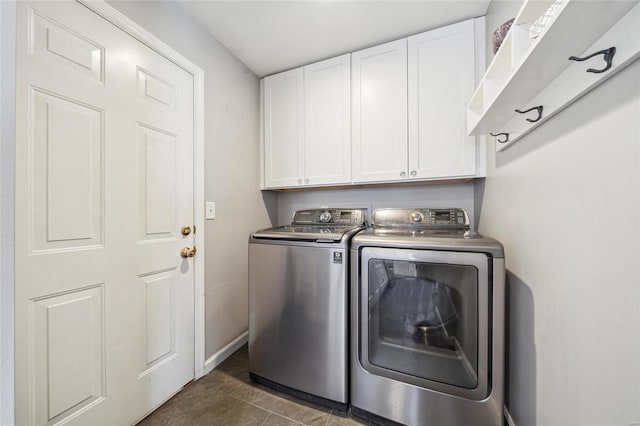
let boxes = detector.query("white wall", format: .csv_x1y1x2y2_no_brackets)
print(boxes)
106,1,277,361
276,183,476,228
479,2,640,425
0,1,16,424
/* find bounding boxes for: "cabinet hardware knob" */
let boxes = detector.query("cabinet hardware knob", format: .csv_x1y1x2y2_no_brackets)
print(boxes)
400,171,406,178
490,132,510,144
515,106,543,123
569,46,616,74
410,170,417,177
181,226,191,236
304,178,309,184
297,179,302,184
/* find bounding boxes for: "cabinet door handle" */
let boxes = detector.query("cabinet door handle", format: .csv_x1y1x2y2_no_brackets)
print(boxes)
297,179,302,184
304,178,309,184
400,171,406,178
410,170,417,177
490,132,510,144
569,46,616,74
515,106,543,123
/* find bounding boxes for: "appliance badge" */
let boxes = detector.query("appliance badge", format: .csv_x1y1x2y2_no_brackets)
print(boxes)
333,252,343,264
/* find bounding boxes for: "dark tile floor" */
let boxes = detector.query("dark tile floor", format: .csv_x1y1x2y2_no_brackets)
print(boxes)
138,344,370,426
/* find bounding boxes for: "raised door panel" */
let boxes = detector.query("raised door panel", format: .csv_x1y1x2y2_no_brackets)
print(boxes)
408,20,477,178
263,68,304,188
31,285,105,426
139,270,177,376
352,39,408,183
303,54,351,186
30,9,105,83
137,124,177,241
30,88,103,253
137,67,177,110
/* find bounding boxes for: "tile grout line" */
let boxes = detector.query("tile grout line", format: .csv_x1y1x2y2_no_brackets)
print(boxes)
324,409,333,426
260,413,270,426
221,389,304,425
218,372,328,425
220,351,330,426
225,391,308,425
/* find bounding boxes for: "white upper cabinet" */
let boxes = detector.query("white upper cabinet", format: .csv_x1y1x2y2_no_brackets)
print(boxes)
262,17,483,189
304,54,351,186
263,55,351,188
352,20,480,184
263,68,304,188
352,39,408,183
408,19,477,178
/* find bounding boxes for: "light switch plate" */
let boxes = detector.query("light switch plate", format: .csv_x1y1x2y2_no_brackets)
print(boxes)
206,202,216,220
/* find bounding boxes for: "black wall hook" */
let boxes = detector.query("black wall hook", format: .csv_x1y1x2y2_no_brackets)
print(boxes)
569,46,616,74
515,105,544,123
490,132,510,144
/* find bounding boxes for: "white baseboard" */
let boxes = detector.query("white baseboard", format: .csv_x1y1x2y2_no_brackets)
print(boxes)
504,405,516,426
203,331,248,375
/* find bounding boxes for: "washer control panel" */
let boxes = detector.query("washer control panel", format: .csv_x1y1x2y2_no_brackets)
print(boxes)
372,208,469,228
292,208,367,226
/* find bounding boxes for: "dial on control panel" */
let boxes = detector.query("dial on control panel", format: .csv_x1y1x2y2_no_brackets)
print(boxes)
319,211,332,223
410,211,423,223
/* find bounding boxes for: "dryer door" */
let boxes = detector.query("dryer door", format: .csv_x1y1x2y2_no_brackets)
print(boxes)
359,247,490,400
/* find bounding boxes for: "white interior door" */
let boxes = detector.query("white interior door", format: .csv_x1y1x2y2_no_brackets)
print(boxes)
15,2,195,425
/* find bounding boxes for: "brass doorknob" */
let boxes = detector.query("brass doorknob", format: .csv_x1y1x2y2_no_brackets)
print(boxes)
180,246,197,258
181,226,191,236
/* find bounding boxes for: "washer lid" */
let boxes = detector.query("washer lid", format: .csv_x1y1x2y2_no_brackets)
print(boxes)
251,224,364,243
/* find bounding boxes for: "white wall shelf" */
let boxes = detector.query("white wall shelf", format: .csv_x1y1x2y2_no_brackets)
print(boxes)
496,3,640,151
468,0,640,149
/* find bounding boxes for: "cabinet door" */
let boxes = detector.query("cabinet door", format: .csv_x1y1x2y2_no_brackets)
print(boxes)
408,20,476,178
352,39,408,183
263,68,304,188
304,54,351,185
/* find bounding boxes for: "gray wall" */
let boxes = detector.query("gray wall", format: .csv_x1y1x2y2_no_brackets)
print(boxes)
479,2,640,425
106,1,277,361
276,183,476,228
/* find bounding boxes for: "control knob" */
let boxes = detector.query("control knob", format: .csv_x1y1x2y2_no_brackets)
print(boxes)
410,211,423,223
319,211,332,223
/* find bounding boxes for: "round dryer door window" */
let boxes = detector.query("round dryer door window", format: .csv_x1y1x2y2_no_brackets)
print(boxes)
359,247,491,400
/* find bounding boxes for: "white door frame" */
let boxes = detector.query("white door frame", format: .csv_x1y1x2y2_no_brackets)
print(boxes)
0,1,17,424
0,2,206,423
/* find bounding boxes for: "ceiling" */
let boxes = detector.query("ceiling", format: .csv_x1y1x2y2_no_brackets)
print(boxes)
178,1,491,77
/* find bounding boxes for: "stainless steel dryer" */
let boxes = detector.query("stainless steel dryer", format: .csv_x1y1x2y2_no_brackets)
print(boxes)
350,208,505,426
249,208,367,410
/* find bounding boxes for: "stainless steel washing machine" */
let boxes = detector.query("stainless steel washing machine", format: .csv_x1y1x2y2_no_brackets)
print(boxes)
350,208,505,426
249,208,367,410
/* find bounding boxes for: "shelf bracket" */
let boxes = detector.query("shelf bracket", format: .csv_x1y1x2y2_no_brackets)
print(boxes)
568,46,616,74
490,132,510,144
515,105,544,123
